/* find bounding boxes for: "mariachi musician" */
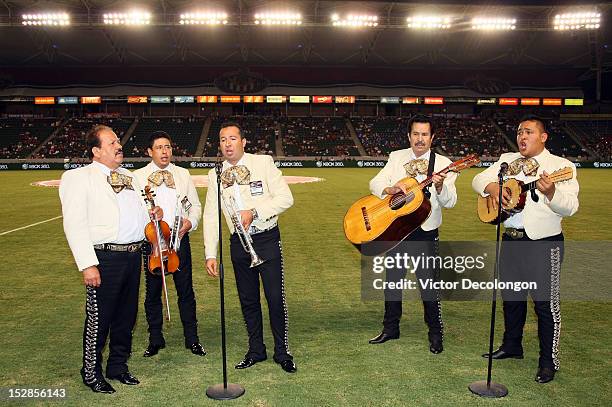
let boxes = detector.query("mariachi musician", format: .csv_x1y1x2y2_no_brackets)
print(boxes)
368,114,458,354
203,122,297,373
60,125,162,394
473,115,579,383
134,131,206,358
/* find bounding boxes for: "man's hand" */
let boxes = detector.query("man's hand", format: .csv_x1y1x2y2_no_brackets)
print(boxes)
83,266,101,287
238,210,254,230
536,171,556,201
149,206,164,221
484,182,512,210
383,181,408,196
206,258,218,277
178,219,192,239
432,173,447,194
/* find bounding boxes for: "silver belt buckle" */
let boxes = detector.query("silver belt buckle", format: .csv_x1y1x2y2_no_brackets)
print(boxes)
249,225,262,235
250,224,275,235
506,228,524,240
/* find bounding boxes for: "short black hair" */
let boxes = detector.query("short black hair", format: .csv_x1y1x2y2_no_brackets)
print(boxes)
85,124,112,159
519,114,547,133
148,130,173,149
219,121,243,138
407,114,436,136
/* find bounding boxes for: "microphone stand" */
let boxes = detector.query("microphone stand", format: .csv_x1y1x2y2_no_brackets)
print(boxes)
468,163,509,398
206,160,245,400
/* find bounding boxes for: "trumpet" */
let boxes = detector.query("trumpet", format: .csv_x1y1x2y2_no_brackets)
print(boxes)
222,192,266,268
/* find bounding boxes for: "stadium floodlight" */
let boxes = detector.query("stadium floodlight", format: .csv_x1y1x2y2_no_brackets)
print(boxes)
254,12,302,25
554,12,601,30
179,12,228,25
471,17,516,31
21,13,70,26
331,13,378,28
406,15,451,30
103,10,151,26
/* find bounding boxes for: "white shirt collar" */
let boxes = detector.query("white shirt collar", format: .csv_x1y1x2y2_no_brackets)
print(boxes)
93,160,119,176
523,148,549,162
150,161,172,172
408,148,431,161
223,155,246,170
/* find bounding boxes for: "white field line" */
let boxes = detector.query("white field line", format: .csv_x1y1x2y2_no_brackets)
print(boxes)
0,215,63,236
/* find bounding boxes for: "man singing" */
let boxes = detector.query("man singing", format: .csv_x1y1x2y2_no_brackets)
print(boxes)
473,115,579,383
203,122,297,373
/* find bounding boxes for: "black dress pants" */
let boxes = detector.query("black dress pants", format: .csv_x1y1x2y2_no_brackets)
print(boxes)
499,232,563,370
81,248,141,383
230,227,292,363
143,234,199,347
382,228,443,338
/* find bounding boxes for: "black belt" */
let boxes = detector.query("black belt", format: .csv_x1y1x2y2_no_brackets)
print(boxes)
94,242,144,252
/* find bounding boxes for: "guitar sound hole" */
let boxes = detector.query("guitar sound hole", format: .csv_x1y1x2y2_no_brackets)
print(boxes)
389,192,414,210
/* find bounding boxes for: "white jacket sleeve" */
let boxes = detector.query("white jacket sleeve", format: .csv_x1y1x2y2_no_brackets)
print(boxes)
369,152,397,198
544,163,579,217
251,156,294,221
436,169,458,209
59,171,99,271
472,154,513,197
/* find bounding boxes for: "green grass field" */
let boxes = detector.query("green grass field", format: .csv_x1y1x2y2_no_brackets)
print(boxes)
0,168,610,406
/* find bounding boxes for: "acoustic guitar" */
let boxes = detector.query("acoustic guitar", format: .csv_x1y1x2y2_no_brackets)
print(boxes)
344,154,480,255
477,166,573,224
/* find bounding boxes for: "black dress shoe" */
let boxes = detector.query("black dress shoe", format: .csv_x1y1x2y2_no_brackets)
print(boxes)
279,360,297,373
108,372,140,385
482,348,524,359
189,343,207,356
235,357,265,369
84,379,115,394
368,332,399,344
429,334,443,354
535,367,556,383
143,343,165,357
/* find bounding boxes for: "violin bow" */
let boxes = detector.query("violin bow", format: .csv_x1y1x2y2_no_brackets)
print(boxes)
146,187,171,322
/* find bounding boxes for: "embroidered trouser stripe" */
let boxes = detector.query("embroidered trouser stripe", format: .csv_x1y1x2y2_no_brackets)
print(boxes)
550,247,562,371
82,286,99,384
278,240,291,356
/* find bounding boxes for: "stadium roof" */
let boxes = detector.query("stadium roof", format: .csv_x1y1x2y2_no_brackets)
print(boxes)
0,1,610,98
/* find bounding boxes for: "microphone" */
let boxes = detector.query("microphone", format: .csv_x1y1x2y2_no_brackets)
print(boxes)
530,189,539,203
498,162,508,178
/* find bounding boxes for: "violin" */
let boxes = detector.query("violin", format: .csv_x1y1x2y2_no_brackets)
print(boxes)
142,186,179,321
142,186,180,275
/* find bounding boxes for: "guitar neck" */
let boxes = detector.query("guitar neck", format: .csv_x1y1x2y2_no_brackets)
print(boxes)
418,165,452,190
521,173,570,192
412,154,479,191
